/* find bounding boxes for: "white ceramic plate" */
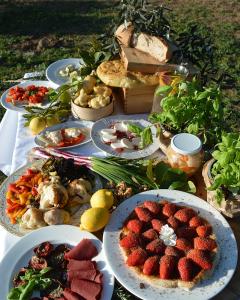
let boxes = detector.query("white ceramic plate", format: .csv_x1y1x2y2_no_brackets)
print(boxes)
0,80,57,113
46,58,82,86
35,120,93,149
91,115,159,159
103,189,238,300
0,225,114,300
0,160,103,236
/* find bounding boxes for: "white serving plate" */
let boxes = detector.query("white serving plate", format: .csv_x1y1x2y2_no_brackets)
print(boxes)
91,115,160,159
35,120,93,149
0,225,114,300
0,160,102,236
103,189,238,300
0,80,57,113
46,58,82,86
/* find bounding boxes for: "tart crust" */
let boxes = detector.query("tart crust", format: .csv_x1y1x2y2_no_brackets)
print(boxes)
119,201,219,290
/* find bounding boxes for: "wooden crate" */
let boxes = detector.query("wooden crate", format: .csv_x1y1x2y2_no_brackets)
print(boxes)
122,85,157,114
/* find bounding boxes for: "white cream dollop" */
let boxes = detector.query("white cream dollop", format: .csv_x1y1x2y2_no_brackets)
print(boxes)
159,224,177,246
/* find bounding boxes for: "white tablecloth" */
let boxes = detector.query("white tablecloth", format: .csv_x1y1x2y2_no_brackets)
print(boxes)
0,105,155,263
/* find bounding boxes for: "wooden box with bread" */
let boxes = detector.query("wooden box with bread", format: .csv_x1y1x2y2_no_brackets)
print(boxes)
96,21,187,114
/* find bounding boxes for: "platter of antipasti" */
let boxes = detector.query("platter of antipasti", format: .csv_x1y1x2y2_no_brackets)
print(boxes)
0,1,239,300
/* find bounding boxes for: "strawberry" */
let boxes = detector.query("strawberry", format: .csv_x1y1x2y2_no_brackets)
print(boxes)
143,256,159,275
142,229,158,241
175,238,192,252
174,208,196,223
194,237,217,251
162,203,177,217
151,219,165,232
159,255,177,279
196,225,212,238
127,248,148,266
146,239,165,255
189,216,204,227
187,249,212,270
178,257,195,281
167,216,180,230
143,201,161,214
135,207,153,222
119,233,140,249
126,219,143,234
165,246,183,258
160,200,170,205
177,227,196,239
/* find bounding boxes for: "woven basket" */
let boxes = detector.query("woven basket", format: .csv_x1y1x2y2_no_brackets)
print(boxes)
71,100,114,121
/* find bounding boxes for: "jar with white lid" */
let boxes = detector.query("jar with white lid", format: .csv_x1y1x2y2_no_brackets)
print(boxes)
166,133,204,176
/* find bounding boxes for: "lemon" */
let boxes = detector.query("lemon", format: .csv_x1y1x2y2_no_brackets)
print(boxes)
29,117,46,135
80,207,109,232
90,189,114,209
46,115,59,127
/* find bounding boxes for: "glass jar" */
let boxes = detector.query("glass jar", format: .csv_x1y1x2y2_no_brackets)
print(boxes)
166,133,204,176
151,66,189,113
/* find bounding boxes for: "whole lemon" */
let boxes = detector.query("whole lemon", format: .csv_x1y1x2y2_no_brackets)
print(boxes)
90,189,114,209
80,207,109,232
29,117,46,135
46,115,59,127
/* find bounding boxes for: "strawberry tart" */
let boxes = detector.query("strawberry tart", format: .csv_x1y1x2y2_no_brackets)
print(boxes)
119,200,219,289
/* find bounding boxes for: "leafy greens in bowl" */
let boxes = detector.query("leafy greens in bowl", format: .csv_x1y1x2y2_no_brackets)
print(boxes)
149,79,225,148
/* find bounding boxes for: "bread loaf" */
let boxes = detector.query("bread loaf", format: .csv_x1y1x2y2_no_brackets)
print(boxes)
97,60,160,88
115,23,172,63
134,33,171,63
115,23,134,47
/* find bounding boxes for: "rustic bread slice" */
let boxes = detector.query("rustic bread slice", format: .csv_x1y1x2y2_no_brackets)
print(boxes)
121,46,177,74
97,59,159,88
115,23,134,47
134,33,172,63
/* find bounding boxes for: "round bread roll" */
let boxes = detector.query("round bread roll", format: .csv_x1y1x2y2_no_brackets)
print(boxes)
97,60,160,88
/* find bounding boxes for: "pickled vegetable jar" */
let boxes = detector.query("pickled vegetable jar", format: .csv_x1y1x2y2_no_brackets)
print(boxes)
166,133,204,176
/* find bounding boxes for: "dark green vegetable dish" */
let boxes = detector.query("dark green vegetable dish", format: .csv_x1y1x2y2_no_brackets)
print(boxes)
8,242,69,300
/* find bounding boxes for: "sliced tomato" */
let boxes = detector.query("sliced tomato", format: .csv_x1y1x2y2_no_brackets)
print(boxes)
6,203,22,214
8,183,19,193
31,187,38,196
26,168,38,175
26,85,36,91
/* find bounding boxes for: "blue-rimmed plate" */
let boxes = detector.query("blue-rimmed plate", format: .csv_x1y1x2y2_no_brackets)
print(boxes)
0,160,103,236
35,120,93,149
103,189,238,300
91,115,159,159
0,80,57,113
0,225,114,300
46,58,83,86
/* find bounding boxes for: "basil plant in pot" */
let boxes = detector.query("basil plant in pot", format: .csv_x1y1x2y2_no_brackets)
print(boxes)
149,78,225,153
202,133,240,218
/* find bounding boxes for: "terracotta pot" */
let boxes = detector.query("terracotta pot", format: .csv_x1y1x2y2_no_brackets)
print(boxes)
202,159,240,218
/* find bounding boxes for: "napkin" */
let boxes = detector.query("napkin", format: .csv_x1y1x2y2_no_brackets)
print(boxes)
0,111,19,175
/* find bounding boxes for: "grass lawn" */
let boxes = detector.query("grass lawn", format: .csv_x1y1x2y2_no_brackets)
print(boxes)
0,1,239,297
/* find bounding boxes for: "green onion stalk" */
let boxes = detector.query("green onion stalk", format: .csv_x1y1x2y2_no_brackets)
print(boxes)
30,147,158,191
